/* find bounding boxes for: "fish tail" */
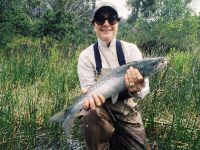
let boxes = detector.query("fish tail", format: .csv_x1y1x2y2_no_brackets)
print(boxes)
49,109,66,123
62,114,75,137
50,108,76,137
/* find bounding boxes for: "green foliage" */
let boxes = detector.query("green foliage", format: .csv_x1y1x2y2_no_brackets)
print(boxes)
0,36,81,149
127,0,192,22
120,7,199,54
127,0,157,22
1,39,199,149
0,0,93,46
153,0,192,21
0,0,200,149
141,50,200,149
36,10,70,39
124,0,199,54
0,0,35,47
133,16,199,54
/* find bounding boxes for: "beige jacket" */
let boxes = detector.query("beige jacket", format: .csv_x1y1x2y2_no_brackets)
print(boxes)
77,38,150,99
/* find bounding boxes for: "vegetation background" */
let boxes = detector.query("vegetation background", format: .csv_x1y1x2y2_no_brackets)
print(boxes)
0,0,199,149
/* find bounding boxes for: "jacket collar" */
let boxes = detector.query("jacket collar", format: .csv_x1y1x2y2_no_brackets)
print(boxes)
97,38,116,49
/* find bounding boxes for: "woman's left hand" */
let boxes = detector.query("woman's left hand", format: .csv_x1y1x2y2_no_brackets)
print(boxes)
125,67,144,93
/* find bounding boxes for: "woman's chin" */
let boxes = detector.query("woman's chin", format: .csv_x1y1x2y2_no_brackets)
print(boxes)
100,36,113,42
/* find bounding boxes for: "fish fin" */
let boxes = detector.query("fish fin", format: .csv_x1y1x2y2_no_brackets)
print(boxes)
49,109,66,123
111,94,118,104
62,114,75,137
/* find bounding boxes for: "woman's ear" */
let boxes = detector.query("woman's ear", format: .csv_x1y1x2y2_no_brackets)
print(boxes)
92,23,96,32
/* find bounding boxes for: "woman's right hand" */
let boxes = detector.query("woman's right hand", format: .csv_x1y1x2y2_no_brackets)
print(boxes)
81,88,105,110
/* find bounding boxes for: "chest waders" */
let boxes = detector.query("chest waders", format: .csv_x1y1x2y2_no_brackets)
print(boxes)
80,40,149,150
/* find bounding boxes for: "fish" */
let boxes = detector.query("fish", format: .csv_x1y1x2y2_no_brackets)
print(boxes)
50,57,169,137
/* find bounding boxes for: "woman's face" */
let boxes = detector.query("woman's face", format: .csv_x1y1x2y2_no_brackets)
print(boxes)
93,10,119,44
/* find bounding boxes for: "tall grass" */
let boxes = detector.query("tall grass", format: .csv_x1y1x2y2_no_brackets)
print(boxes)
0,37,81,149
141,50,200,149
0,36,199,149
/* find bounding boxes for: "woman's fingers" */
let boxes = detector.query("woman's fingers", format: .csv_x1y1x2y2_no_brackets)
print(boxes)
83,99,90,110
125,67,144,93
83,93,105,110
93,94,102,107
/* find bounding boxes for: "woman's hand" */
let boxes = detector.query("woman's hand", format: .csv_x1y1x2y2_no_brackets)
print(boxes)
125,67,144,93
81,88,105,110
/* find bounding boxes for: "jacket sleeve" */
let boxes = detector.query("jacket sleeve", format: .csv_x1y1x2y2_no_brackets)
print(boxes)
77,50,96,89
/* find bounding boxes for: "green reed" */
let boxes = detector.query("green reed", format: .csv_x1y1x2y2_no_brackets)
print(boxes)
0,37,80,149
141,50,200,149
0,37,199,149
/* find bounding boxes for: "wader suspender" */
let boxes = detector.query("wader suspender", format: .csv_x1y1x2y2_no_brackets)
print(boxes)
93,40,126,75
93,40,131,101
93,40,131,126
93,42,102,75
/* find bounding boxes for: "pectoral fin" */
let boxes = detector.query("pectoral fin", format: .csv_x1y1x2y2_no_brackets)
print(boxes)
111,94,118,104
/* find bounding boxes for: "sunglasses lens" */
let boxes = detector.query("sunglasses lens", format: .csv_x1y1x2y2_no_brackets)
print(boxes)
108,16,118,25
94,16,105,25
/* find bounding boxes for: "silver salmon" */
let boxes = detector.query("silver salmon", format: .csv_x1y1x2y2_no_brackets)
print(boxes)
50,57,169,137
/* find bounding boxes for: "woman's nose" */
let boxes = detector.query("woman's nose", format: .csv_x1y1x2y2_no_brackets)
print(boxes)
103,19,110,26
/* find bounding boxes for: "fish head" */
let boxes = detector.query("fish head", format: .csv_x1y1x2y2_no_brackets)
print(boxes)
139,57,169,76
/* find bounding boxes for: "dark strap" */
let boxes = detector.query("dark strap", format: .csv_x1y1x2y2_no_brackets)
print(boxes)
116,40,126,65
93,42,102,75
93,40,126,74
93,40,130,101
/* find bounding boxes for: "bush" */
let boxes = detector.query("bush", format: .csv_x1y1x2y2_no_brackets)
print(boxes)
132,16,199,54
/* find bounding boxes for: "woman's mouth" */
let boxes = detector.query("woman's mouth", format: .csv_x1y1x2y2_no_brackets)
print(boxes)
100,29,112,32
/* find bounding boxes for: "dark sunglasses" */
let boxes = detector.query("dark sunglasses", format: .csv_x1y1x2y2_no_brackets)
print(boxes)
93,15,120,25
